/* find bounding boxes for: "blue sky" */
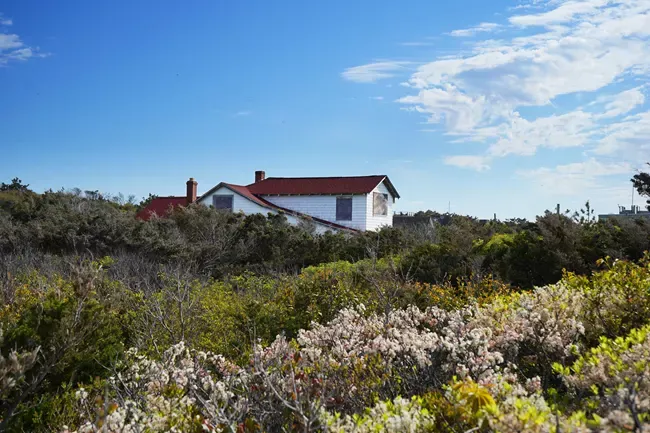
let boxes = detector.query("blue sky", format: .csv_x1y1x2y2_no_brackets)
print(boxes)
1,0,649,219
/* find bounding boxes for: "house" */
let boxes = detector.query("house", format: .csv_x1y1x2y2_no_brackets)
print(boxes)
137,171,400,233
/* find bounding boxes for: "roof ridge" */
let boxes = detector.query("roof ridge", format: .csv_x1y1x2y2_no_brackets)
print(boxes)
262,175,385,180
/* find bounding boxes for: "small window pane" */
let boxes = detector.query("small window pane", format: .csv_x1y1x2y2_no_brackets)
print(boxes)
336,197,352,221
373,192,388,216
213,195,233,211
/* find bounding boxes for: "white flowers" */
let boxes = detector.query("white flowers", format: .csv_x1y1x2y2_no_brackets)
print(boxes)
75,387,88,402
0,328,39,399
298,305,442,369
62,270,650,432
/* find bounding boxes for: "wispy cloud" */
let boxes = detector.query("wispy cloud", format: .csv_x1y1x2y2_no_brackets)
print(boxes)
399,41,435,47
369,96,384,101
517,158,632,195
233,110,252,117
341,61,411,83
449,22,501,37
444,155,491,171
592,87,646,119
343,0,650,220
509,0,606,27
345,0,650,175
0,14,46,65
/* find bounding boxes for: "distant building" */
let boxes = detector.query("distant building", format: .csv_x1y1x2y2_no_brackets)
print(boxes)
598,205,650,221
393,212,435,228
137,171,400,233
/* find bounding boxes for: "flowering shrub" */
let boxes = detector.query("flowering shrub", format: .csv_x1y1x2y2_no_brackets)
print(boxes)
320,396,435,432
62,255,650,431
558,325,650,431
0,254,631,432
65,342,249,433
0,328,39,401
563,255,650,345
468,282,586,386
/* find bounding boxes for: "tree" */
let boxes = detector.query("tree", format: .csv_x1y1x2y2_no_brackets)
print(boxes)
0,178,30,193
631,163,650,210
572,200,596,226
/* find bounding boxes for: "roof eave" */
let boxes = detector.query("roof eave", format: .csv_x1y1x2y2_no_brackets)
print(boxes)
380,176,400,199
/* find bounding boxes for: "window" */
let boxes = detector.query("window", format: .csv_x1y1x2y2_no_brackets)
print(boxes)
373,192,388,216
336,197,352,221
213,195,233,211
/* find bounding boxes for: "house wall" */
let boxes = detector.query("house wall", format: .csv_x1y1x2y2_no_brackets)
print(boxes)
198,186,338,234
365,182,394,231
261,195,367,231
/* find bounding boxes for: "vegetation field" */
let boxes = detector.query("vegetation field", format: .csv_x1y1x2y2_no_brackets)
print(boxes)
2,178,650,432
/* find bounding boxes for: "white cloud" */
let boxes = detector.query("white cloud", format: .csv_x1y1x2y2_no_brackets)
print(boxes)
234,110,252,117
341,61,411,83
449,22,500,37
595,110,650,156
0,33,22,50
517,158,632,195
387,0,650,172
509,0,609,27
0,15,45,65
398,85,489,132
444,155,491,171
345,0,650,207
370,96,384,100
594,87,646,119
487,110,596,156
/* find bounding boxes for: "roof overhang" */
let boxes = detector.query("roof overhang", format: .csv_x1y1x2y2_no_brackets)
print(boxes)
380,176,400,199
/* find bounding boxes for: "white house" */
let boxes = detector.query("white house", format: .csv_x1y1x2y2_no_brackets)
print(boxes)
138,171,400,233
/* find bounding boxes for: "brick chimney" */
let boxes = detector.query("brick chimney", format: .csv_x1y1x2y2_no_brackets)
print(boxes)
186,178,197,204
255,170,266,183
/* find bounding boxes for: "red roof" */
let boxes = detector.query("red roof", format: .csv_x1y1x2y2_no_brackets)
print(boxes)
247,175,399,198
136,196,186,221
223,183,271,208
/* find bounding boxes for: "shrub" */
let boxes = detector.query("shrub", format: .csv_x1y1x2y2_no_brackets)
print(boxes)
558,325,650,431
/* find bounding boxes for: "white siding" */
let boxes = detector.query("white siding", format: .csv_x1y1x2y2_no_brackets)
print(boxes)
283,214,332,235
365,182,394,231
261,195,367,231
198,186,340,234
